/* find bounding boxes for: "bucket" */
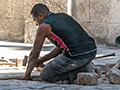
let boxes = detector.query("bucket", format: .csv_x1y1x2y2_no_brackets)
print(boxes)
115,36,120,47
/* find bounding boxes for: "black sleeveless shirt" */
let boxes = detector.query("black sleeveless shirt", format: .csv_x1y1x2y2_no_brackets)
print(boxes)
42,13,97,58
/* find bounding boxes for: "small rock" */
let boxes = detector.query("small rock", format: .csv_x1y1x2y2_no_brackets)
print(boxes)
77,73,98,85
93,66,101,78
108,68,120,84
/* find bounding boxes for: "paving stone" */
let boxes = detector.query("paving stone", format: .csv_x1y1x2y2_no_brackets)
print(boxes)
108,68,120,84
93,66,101,78
77,73,98,85
0,42,120,89
105,63,115,74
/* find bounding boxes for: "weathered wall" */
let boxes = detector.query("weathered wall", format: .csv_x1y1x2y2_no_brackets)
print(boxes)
0,0,24,42
0,0,120,45
73,0,120,45
23,0,120,45
89,0,120,45
24,0,67,43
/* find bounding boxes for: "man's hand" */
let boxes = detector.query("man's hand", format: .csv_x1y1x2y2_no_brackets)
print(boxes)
36,58,44,67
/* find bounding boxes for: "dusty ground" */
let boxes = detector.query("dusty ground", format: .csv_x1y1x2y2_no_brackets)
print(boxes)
0,41,120,90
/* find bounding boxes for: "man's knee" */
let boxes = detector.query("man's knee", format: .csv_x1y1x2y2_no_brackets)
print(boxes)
40,70,49,81
40,70,54,82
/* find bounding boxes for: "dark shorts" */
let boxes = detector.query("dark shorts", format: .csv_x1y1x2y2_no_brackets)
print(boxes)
40,51,96,83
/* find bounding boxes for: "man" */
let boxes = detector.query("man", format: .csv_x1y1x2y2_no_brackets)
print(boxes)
22,3,97,84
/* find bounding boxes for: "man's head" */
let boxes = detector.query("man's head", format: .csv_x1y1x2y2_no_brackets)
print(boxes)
31,3,50,26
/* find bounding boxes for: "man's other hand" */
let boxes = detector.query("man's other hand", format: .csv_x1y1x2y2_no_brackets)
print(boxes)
35,58,44,67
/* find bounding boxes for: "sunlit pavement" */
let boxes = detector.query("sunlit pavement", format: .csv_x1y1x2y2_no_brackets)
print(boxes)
0,41,55,60
0,41,120,90
0,41,120,68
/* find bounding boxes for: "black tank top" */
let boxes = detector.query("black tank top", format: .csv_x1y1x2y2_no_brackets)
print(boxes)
42,13,97,58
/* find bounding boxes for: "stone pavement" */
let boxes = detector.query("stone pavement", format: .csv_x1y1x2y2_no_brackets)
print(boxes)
0,41,55,59
93,44,120,68
0,41,120,90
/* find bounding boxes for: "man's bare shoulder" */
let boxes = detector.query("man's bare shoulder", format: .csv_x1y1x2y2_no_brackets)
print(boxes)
38,23,51,36
39,23,51,30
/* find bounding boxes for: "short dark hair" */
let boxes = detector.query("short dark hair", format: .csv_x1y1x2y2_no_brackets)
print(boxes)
30,3,50,17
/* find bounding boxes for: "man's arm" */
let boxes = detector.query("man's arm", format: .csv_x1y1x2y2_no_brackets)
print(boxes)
23,23,51,79
36,46,62,67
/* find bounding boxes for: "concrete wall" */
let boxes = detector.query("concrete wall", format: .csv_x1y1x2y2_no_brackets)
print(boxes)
0,0,120,45
24,0,67,43
73,0,120,45
0,0,24,42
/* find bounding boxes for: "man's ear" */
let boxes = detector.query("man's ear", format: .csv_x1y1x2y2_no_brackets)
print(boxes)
38,13,44,19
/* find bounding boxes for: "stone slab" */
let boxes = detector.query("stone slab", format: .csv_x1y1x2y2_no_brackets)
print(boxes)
108,68,120,84
0,19,24,42
90,0,120,24
11,0,24,19
0,0,11,18
77,73,98,85
75,0,89,22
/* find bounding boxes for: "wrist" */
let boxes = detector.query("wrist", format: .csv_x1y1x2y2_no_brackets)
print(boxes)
25,74,30,77
22,75,31,80
38,58,44,63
